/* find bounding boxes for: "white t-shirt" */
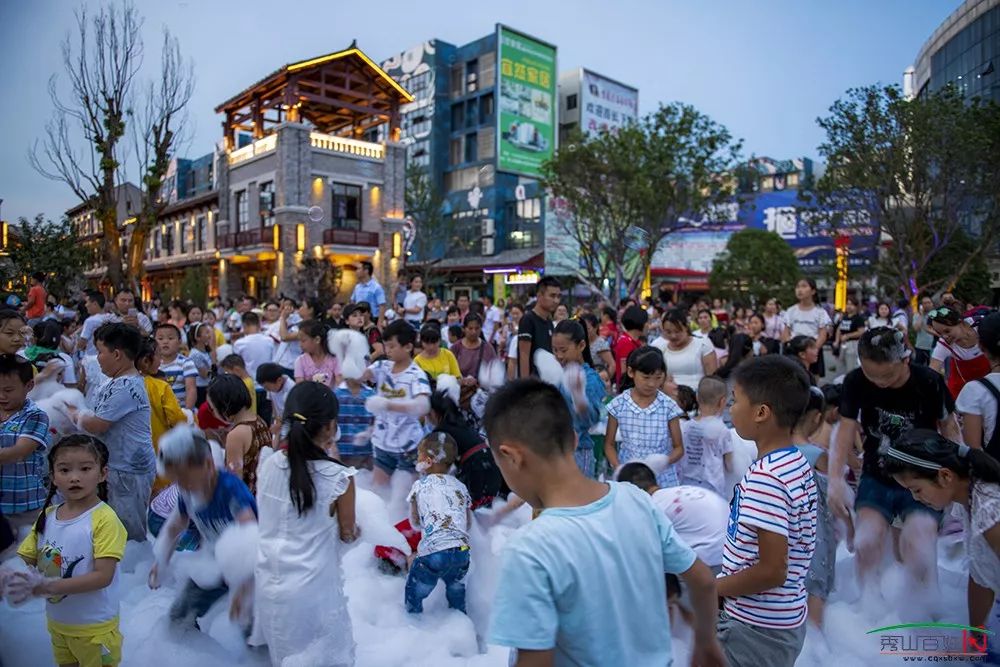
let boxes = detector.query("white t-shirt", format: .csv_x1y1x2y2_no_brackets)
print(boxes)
79,313,112,356
408,474,471,556
956,372,1000,446
651,335,714,389
233,332,277,389
932,340,983,364
403,290,427,323
867,316,891,330
267,316,301,370
367,360,431,453
782,304,831,339
484,305,503,342
268,376,295,421
506,332,518,361
680,415,733,497
650,485,729,567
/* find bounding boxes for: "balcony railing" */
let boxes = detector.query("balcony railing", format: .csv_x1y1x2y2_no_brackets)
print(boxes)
323,228,379,247
229,134,277,165
221,227,272,249
310,132,384,160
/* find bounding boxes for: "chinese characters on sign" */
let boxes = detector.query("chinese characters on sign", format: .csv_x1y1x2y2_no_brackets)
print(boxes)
497,26,557,177
579,69,639,136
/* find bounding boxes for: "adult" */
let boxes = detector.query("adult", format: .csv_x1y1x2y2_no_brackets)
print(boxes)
504,303,524,381
829,327,959,617
427,297,447,324
692,309,713,338
402,274,427,330
651,309,717,390
553,304,570,324
912,295,937,366
112,288,153,334
867,302,892,330
168,300,190,333
456,294,472,322
262,301,281,327
929,306,991,400
482,295,503,345
956,312,1000,458
76,290,111,356
271,298,306,374
324,302,345,331
762,298,784,341
23,272,47,325
517,276,561,379
746,313,778,356
252,381,358,666
452,313,498,408
834,296,866,375
350,261,386,324
782,278,831,379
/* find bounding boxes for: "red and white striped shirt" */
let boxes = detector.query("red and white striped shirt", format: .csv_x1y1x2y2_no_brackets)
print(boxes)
721,446,817,629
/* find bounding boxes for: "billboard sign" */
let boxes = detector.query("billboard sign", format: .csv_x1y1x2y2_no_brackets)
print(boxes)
579,69,639,135
543,193,581,275
497,26,557,177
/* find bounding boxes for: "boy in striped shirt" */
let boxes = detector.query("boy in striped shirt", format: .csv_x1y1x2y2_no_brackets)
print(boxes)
717,356,818,667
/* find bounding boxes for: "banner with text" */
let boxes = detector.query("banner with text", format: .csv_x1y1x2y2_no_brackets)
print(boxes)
580,70,639,136
497,26,557,177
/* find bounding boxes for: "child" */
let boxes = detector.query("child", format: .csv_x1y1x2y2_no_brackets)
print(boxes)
255,381,359,666
154,323,198,411
219,353,258,416
793,386,837,630
414,323,460,381
551,319,606,478
148,425,257,629
612,305,647,387
68,323,154,542
137,336,187,496
187,322,216,407
257,362,294,446
0,354,51,559
782,277,831,378
11,435,127,667
785,335,819,383
427,379,504,509
484,379,724,665
881,429,1000,649
334,376,376,470
364,320,432,486
294,319,339,388
604,347,685,487
207,374,269,494
716,355,817,667
681,376,733,497
405,432,472,614
232,312,277,424
446,324,462,350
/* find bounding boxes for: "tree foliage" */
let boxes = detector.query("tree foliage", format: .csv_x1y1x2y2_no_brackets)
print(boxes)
3,215,90,299
179,265,210,305
403,164,451,281
879,227,991,306
542,103,741,304
290,258,342,304
709,229,800,307
809,84,1000,302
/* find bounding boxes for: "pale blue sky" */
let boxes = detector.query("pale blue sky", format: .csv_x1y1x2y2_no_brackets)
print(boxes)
0,0,958,224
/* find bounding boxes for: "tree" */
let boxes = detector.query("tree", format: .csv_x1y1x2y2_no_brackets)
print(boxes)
403,164,451,281
179,265,209,305
127,29,194,293
880,227,991,306
542,104,741,304
29,2,143,290
2,215,90,299
289,258,342,304
808,84,1000,304
709,229,800,307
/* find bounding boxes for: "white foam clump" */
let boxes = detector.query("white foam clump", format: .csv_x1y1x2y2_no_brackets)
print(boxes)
477,359,506,391
533,349,564,387
436,374,461,405
216,343,234,362
725,431,758,502
328,328,369,380
26,364,67,402
354,487,411,554
214,523,259,588
35,388,88,437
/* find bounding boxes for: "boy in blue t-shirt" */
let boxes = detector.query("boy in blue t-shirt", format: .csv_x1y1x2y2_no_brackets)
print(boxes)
716,356,818,667
484,379,724,667
147,426,257,629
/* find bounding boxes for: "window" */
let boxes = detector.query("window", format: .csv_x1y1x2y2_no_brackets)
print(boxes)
466,59,478,93
450,138,463,166
235,190,248,232
331,183,362,230
465,98,478,128
567,94,578,111
507,197,542,249
409,140,430,169
450,65,463,98
479,93,494,124
448,208,488,257
163,225,174,256
406,70,432,99
196,215,207,252
464,132,477,163
259,181,275,226
451,103,463,130
178,221,186,254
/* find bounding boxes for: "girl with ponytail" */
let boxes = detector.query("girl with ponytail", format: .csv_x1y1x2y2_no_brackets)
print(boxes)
880,429,1000,633
254,381,358,667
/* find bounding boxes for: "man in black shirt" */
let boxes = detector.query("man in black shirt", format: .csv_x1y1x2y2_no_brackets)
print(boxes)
518,276,561,378
829,327,959,611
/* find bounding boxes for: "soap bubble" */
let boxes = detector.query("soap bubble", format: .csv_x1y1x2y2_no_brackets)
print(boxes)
307,206,324,223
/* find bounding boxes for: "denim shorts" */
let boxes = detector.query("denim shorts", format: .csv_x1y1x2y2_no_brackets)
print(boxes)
855,473,943,525
373,447,417,474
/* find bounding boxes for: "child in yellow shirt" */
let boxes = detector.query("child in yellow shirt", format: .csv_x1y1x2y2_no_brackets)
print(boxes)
415,324,460,382
137,336,187,495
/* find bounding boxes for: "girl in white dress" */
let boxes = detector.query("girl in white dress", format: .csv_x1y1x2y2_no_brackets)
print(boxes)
252,381,359,667
881,429,1000,650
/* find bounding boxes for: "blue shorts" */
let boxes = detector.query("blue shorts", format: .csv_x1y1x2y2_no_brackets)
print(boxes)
855,473,943,525
374,447,417,474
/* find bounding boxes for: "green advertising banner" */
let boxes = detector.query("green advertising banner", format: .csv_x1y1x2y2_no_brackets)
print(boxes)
497,26,557,178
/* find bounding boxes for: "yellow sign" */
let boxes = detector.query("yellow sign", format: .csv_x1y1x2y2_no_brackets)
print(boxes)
504,271,540,285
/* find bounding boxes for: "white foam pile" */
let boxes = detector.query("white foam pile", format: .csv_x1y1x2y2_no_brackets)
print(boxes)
3,469,998,666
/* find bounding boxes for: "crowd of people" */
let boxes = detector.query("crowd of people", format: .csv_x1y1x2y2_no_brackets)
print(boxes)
0,264,998,667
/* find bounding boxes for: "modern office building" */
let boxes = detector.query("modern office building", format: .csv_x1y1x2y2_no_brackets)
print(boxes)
382,25,557,301
557,68,638,144
907,0,999,101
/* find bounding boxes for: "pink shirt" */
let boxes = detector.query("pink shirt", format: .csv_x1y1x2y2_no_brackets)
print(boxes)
294,353,340,387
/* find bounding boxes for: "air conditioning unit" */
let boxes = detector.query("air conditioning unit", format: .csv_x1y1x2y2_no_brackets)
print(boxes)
481,218,495,237
481,237,495,256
